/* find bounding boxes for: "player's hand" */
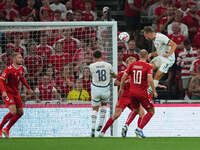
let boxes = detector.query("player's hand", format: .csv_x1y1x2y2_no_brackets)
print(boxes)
27,89,34,96
163,53,170,57
2,92,8,99
118,88,124,97
153,91,158,98
148,53,152,60
36,98,41,103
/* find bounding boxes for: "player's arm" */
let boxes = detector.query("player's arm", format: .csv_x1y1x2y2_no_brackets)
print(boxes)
111,72,118,78
0,68,10,98
163,40,177,57
148,51,158,60
119,72,128,97
148,74,158,97
114,80,120,86
20,71,33,95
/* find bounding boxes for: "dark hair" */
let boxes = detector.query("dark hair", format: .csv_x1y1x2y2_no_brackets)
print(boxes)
93,50,102,59
184,39,191,46
54,9,61,14
143,26,155,33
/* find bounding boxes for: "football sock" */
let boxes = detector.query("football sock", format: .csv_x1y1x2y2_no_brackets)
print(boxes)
102,117,114,133
153,80,159,88
91,110,98,130
98,106,107,127
0,112,13,130
125,111,137,126
148,80,159,93
6,113,22,131
137,116,142,127
138,112,153,129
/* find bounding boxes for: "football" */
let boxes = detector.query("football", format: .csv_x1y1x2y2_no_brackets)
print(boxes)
119,32,130,42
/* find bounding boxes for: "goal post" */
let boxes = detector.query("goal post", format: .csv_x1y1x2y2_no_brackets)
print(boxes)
0,21,118,137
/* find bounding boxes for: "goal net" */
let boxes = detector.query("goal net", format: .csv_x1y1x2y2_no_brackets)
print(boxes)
0,21,118,137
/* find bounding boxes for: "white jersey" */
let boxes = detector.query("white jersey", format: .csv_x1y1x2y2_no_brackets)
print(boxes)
89,61,113,87
153,33,175,62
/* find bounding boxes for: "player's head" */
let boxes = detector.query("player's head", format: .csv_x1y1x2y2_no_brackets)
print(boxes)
139,49,148,60
93,50,102,60
12,52,23,65
143,26,155,41
126,56,136,65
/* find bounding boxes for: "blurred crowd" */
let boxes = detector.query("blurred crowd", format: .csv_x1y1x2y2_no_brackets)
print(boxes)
0,0,199,103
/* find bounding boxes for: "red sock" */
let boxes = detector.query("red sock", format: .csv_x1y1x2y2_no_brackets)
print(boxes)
0,112,13,130
125,111,137,126
102,117,114,133
137,116,142,127
138,112,153,129
6,114,22,131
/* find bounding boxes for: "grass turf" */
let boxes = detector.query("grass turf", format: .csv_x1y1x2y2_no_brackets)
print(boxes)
0,137,200,150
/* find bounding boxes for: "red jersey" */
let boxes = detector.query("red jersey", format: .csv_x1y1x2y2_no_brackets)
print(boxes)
167,34,185,45
62,38,79,54
125,61,153,91
36,44,53,65
82,11,95,21
72,0,96,11
118,63,127,72
192,31,200,48
1,53,12,66
80,78,91,95
125,0,142,16
48,53,72,73
20,6,38,17
190,59,200,74
35,84,56,101
155,5,167,17
117,71,130,97
24,55,43,76
56,76,75,95
123,53,139,62
0,64,30,95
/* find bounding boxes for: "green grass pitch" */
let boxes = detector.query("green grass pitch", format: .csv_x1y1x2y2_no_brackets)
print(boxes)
0,137,200,150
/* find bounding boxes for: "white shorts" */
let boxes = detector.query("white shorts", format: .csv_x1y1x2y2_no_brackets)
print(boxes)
151,56,175,73
91,84,110,107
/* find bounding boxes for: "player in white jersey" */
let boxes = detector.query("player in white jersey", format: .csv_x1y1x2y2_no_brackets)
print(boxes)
89,50,117,137
143,26,177,91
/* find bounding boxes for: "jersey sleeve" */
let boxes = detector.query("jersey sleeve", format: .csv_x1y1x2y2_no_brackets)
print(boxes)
110,64,114,75
0,68,10,81
0,67,10,93
147,64,153,75
160,33,171,45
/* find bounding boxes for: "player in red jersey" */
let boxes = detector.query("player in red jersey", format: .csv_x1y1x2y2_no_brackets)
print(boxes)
119,49,157,138
99,57,144,137
0,52,33,138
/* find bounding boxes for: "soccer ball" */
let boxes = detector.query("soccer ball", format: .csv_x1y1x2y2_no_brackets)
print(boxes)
119,32,130,42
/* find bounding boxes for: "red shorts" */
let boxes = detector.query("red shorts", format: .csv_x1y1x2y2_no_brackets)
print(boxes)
3,93,23,108
115,96,134,111
129,90,154,110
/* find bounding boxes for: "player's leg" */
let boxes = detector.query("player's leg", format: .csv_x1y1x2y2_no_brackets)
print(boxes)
135,96,155,138
137,105,145,128
96,89,110,132
96,102,107,132
100,107,123,137
4,95,24,138
0,94,16,137
91,104,99,137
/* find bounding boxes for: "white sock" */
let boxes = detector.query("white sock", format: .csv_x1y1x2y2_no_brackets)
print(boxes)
153,80,159,88
92,110,98,130
98,106,107,127
148,80,159,93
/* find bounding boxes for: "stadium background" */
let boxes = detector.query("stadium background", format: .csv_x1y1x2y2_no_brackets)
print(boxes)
0,0,200,149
